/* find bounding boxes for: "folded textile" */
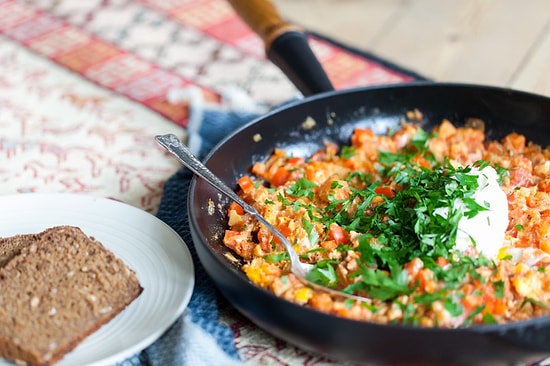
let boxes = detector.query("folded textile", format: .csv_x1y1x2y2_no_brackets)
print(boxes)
166,86,267,157
117,88,264,366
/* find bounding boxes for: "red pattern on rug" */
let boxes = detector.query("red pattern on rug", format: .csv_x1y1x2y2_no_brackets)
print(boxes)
0,0,414,128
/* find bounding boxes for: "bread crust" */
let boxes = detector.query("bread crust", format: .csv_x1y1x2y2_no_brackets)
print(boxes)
0,226,143,366
0,233,40,267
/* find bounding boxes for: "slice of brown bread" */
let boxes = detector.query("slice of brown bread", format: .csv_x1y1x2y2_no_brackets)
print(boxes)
0,226,143,366
0,233,40,267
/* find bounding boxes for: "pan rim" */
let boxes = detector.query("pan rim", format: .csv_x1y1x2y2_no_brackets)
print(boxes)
188,81,550,336
201,81,550,164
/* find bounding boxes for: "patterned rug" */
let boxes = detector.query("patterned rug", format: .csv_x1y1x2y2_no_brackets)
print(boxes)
0,0,422,127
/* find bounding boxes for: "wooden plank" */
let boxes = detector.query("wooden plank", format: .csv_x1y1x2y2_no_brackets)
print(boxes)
510,22,550,97
273,0,405,47
272,0,550,96
367,0,550,87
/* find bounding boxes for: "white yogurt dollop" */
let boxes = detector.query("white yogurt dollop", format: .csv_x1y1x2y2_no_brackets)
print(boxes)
453,166,509,258
433,165,509,258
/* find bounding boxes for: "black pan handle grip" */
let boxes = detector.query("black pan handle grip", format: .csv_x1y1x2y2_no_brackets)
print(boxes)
227,0,334,96
268,31,335,96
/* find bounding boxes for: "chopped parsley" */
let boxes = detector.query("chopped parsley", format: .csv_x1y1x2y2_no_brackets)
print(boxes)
285,178,317,200
234,124,550,328
278,127,509,323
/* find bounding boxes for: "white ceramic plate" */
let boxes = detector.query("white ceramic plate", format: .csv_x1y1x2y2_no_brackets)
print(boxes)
0,193,195,366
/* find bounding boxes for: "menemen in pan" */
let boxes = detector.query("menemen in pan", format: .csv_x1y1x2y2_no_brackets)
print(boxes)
224,113,550,327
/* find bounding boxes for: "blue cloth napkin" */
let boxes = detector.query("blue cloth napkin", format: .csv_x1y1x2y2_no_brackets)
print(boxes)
117,90,264,366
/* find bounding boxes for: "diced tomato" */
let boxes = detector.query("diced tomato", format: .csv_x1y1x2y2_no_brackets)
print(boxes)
375,186,395,198
272,225,292,245
436,256,449,267
287,157,304,165
228,201,244,215
271,167,290,186
404,257,424,277
461,283,475,296
328,223,347,244
404,257,429,289
343,159,357,170
305,165,315,181
412,154,432,169
491,298,506,316
258,225,292,249
237,176,255,192
538,179,550,192
416,269,434,292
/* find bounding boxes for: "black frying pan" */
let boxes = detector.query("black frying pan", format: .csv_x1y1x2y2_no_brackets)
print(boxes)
187,2,550,365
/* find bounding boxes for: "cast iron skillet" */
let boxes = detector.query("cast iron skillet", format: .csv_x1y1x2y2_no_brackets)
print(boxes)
187,2,550,365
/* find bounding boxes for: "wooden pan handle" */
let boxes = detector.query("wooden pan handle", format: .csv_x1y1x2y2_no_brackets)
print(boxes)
227,0,334,96
226,0,302,51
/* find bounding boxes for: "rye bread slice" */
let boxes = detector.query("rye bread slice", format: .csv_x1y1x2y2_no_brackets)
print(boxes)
0,233,40,267
0,226,143,366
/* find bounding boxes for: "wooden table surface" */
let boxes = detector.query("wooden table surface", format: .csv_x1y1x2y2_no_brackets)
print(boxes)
273,0,550,97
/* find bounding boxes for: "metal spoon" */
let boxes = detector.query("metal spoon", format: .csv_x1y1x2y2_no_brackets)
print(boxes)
155,133,369,302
